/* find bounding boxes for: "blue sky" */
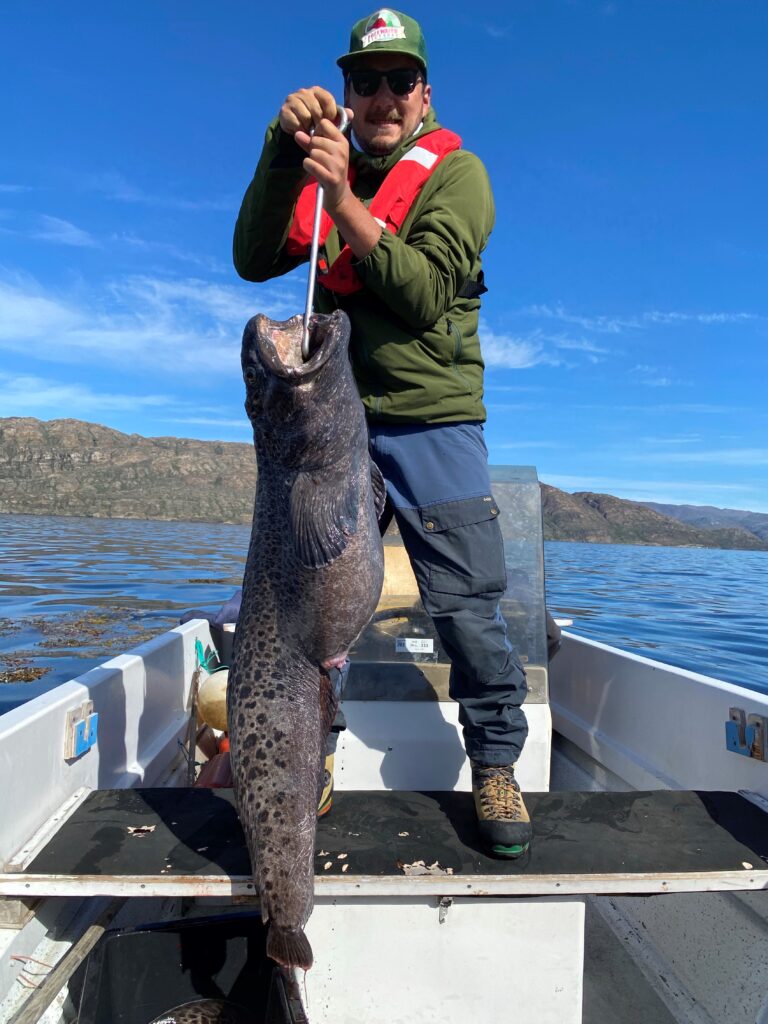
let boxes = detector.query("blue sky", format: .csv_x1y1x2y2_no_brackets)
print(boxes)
2,1,767,511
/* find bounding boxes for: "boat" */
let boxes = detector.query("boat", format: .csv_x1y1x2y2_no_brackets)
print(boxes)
0,467,766,1023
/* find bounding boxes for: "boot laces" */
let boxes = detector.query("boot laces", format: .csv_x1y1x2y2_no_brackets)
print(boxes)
474,764,523,818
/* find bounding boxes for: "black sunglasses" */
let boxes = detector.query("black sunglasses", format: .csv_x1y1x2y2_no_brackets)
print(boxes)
347,67,424,98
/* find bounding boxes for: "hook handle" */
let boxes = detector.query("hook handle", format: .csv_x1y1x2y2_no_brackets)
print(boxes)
302,103,349,360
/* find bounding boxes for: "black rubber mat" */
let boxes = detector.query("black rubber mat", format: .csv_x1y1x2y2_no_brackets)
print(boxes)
23,788,768,881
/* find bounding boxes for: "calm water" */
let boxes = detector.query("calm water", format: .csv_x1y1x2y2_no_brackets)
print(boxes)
1,514,766,714
544,541,768,693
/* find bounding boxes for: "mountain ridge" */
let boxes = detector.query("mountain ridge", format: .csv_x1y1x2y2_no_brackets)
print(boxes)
1,417,766,551
639,501,768,543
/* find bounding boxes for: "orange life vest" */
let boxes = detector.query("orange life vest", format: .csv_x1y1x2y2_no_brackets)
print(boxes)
285,128,462,295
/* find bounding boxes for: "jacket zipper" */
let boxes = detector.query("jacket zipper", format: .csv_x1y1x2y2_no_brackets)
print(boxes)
447,317,472,394
447,318,462,363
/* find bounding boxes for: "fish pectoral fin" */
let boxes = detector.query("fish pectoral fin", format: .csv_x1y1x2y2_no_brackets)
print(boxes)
290,469,359,567
370,458,387,521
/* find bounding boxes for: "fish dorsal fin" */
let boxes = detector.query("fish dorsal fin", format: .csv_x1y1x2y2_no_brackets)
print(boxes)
290,467,359,567
370,459,387,521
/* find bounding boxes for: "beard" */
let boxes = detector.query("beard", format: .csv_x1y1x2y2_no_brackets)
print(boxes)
354,110,406,156
361,139,399,155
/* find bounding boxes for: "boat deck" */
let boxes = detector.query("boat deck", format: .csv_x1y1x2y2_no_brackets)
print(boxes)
2,786,766,900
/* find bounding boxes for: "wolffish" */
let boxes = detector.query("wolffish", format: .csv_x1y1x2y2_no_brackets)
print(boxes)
228,310,385,970
147,998,250,1023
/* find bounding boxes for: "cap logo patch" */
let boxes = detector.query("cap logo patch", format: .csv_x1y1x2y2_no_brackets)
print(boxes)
362,9,406,47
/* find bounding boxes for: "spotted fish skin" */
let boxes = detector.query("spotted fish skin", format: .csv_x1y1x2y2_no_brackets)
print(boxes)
229,310,385,971
147,999,249,1023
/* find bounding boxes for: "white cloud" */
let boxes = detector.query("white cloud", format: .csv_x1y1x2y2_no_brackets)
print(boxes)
111,232,226,273
485,402,539,413
574,400,738,415
631,364,675,387
482,324,610,369
520,303,638,334
520,303,767,333
0,371,170,416
0,273,82,337
0,271,301,373
551,335,610,356
32,215,100,248
639,434,702,445
0,213,99,247
0,184,33,193
3,209,221,263
112,276,258,327
643,402,739,414
542,473,747,494
480,322,553,369
90,171,235,212
484,383,548,393
493,440,562,449
643,310,764,325
484,23,512,38
165,416,252,431
627,447,768,467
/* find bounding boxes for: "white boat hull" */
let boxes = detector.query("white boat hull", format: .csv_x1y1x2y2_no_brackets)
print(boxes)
0,622,766,1023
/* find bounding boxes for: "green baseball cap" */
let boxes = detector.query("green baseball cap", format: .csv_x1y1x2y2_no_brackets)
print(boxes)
337,9,428,72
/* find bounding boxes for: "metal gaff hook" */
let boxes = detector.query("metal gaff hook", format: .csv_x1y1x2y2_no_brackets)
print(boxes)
302,106,349,361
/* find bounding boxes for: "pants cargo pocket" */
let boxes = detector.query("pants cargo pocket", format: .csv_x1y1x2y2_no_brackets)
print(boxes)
418,494,507,598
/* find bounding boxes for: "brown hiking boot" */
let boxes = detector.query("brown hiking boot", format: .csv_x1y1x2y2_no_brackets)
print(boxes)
317,753,334,818
471,761,532,858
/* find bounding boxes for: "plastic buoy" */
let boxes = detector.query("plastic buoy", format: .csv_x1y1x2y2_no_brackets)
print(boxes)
197,668,229,732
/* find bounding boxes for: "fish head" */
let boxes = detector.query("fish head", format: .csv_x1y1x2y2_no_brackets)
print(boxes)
241,310,360,463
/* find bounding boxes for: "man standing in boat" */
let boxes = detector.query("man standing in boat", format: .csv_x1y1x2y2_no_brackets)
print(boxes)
233,9,531,857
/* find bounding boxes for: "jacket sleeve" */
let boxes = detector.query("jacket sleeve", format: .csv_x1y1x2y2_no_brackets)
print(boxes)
232,118,310,282
352,151,495,330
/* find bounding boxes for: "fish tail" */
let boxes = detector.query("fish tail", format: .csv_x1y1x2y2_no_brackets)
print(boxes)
267,924,314,970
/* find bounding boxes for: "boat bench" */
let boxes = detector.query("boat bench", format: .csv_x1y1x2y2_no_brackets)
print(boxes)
2,788,766,1024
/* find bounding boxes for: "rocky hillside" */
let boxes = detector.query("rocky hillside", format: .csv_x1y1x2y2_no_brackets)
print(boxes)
1,418,766,551
640,501,768,543
0,417,256,524
542,486,768,550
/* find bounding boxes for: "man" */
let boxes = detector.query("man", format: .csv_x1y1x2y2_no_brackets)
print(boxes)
233,9,531,857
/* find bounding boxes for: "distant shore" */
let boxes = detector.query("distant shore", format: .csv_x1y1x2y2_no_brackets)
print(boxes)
2,417,767,551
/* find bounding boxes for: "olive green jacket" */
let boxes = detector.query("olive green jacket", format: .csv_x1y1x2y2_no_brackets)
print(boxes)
233,108,494,423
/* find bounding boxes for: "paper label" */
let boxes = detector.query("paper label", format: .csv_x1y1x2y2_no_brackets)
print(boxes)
363,10,406,47
396,637,434,654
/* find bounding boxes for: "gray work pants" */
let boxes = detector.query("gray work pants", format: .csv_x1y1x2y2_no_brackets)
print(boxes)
368,422,528,766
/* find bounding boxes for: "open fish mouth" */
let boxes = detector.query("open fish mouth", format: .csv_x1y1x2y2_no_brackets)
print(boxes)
254,311,343,380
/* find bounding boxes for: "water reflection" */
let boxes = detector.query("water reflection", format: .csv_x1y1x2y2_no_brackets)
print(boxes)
1,517,767,713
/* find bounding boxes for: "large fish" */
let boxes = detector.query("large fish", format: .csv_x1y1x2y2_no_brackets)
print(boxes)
147,999,249,1023
228,309,385,971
